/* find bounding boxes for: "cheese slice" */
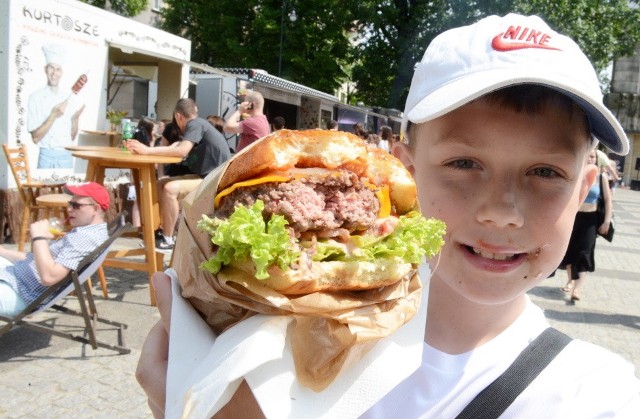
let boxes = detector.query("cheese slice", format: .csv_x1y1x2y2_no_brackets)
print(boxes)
375,185,391,218
214,174,291,207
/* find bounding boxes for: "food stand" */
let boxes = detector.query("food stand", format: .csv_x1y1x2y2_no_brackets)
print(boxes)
0,0,195,241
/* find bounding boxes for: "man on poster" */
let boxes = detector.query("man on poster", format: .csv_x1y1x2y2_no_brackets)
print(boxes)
27,44,85,169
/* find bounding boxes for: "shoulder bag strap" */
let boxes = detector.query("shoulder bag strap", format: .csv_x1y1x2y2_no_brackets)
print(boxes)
455,327,572,419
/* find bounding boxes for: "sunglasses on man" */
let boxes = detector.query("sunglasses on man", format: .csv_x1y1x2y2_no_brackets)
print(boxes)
67,201,95,210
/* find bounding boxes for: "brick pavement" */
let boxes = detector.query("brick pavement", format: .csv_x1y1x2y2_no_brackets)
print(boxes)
0,189,639,418
528,187,640,373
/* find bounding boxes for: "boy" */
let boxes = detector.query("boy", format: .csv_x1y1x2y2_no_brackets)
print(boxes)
137,14,640,417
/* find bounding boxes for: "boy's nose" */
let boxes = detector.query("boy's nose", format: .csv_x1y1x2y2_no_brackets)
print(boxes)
475,180,525,228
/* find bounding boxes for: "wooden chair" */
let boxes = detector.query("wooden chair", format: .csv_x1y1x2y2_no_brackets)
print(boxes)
0,213,134,354
2,144,67,251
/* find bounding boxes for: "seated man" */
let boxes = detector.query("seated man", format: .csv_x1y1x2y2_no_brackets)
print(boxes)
126,98,231,251
0,182,110,316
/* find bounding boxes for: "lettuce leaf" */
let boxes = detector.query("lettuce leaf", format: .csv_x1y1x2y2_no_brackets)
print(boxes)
313,211,446,264
197,200,299,280
198,201,446,280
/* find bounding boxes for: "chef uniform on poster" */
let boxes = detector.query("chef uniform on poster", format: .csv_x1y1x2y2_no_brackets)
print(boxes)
27,44,86,169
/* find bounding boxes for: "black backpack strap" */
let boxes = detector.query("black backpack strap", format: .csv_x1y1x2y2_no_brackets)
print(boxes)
455,327,572,419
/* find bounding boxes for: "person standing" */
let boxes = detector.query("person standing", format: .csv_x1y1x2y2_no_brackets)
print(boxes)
272,116,286,131
353,122,368,139
0,182,109,315
378,125,393,152
126,98,231,251
27,44,85,169
557,150,614,301
223,91,270,152
327,120,339,131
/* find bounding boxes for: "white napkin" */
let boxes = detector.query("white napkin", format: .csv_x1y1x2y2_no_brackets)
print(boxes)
165,264,430,419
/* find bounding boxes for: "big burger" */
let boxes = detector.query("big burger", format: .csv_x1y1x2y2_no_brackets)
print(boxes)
197,129,445,294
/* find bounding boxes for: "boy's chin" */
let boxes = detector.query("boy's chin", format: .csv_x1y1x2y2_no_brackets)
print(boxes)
442,273,543,307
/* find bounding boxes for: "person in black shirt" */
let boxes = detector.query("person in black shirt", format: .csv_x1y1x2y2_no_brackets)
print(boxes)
126,98,231,250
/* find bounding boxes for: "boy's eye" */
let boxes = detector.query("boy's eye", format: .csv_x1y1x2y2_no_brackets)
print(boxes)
530,167,559,178
447,159,477,170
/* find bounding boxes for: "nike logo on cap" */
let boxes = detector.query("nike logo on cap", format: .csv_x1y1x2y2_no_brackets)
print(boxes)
492,25,561,51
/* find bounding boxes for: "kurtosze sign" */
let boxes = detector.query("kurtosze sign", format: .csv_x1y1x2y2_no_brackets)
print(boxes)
22,5,100,37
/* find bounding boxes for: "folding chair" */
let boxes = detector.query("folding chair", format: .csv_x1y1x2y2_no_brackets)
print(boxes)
0,213,134,354
91,210,130,299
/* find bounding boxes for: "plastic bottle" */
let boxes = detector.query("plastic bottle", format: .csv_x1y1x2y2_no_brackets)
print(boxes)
121,118,133,150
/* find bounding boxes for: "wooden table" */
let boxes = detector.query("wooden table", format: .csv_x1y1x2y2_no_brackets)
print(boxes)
66,145,124,152
69,146,182,305
35,193,70,219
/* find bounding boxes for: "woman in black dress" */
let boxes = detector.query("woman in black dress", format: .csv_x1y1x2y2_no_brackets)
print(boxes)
558,150,613,301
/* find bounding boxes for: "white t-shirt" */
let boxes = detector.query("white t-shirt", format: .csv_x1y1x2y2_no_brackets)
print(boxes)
363,299,640,418
27,86,80,150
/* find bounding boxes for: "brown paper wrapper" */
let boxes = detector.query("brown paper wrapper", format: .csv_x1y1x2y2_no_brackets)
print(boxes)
172,144,423,391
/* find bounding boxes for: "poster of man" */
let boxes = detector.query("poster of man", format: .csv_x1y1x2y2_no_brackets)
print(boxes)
27,43,86,169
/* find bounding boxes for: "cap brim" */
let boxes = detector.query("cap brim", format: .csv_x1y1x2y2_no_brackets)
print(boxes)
62,185,78,195
404,71,628,155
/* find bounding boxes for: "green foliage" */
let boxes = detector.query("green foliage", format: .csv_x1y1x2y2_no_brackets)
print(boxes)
81,0,148,17
513,0,640,73
354,0,640,109
161,0,357,93
160,0,640,110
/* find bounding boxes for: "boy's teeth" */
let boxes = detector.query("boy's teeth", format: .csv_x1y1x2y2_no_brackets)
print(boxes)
472,247,515,261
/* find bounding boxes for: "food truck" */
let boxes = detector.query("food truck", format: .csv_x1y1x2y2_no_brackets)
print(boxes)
190,68,398,152
0,0,199,240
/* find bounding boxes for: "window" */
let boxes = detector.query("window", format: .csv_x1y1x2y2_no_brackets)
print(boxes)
152,0,164,12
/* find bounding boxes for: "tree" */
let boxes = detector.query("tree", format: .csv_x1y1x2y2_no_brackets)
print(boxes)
352,0,640,109
81,0,148,17
516,0,640,75
159,1,640,110
161,0,358,94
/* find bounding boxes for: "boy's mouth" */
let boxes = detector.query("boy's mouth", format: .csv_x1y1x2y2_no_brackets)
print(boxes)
468,246,519,261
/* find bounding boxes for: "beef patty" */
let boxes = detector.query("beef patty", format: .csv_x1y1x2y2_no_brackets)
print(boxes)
215,170,380,238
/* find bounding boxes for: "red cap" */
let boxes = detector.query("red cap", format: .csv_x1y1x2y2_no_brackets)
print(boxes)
63,182,110,211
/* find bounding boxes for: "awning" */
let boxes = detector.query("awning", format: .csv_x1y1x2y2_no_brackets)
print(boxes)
108,40,226,79
216,68,339,103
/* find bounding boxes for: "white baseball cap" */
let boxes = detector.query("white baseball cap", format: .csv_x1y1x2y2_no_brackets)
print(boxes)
403,14,629,155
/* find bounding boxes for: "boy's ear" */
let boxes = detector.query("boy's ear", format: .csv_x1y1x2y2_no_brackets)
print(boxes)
578,163,598,203
391,143,415,175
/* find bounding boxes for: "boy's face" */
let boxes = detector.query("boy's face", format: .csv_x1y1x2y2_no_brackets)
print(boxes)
396,100,597,306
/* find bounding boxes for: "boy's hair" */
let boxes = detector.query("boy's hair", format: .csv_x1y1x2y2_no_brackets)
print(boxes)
406,85,593,148
402,14,628,156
